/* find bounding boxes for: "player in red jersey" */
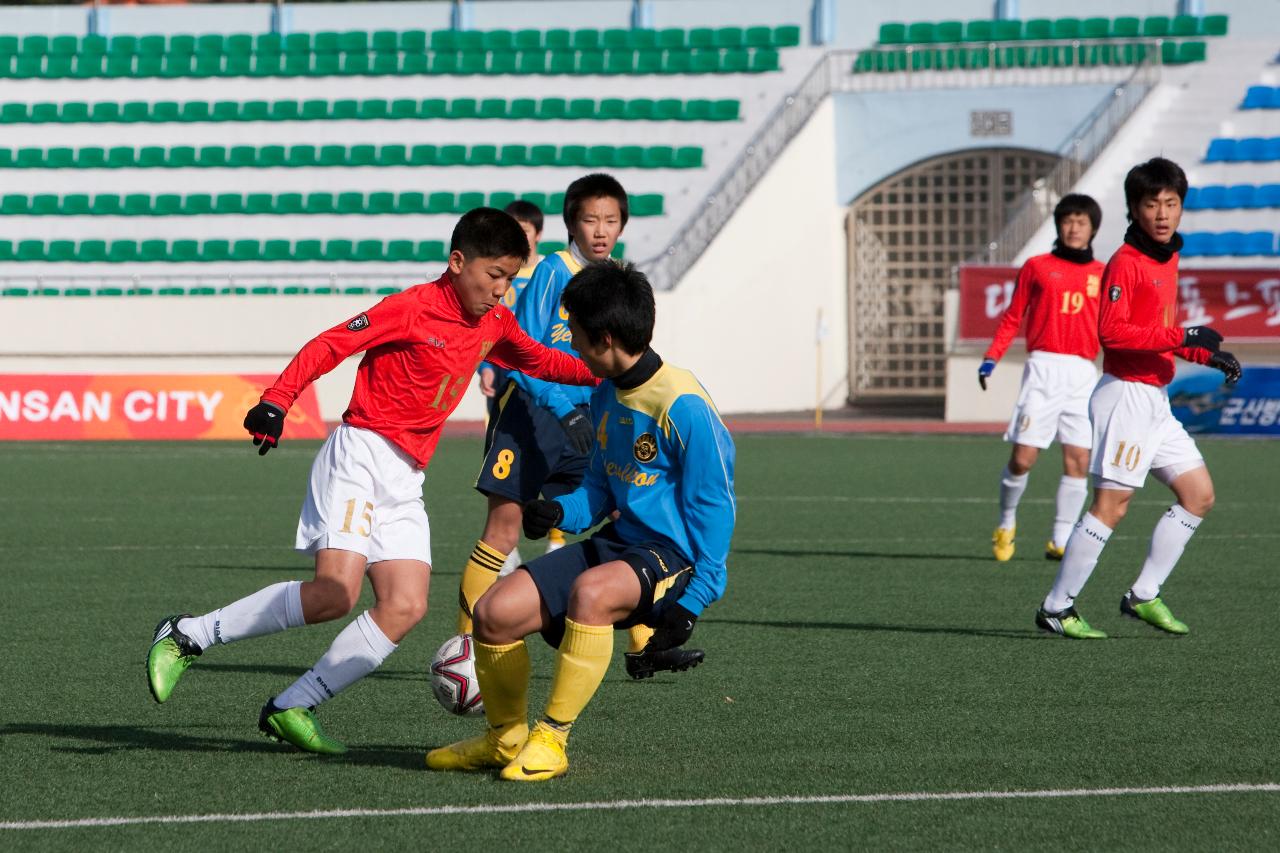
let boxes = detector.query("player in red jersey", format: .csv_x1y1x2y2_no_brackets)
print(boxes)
980,194,1105,563
144,209,598,752
1036,158,1242,640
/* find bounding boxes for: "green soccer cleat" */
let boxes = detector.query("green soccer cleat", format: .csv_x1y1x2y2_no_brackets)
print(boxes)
147,614,203,704
992,527,1016,562
258,700,348,755
1035,606,1108,639
1121,591,1189,635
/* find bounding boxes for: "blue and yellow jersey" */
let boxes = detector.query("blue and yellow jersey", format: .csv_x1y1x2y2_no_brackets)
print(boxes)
479,255,541,377
555,361,736,615
509,249,587,418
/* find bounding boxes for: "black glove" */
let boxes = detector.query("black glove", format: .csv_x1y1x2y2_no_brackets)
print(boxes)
1209,351,1242,385
1182,326,1223,353
243,401,286,456
522,499,564,540
977,358,996,391
650,603,698,651
559,409,594,456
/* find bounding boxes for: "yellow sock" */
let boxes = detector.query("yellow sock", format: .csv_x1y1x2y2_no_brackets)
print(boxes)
457,540,506,634
627,624,655,654
474,639,529,738
548,528,566,546
544,618,613,729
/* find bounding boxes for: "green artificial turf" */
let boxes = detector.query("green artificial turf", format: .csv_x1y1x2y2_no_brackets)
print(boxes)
1,435,1277,850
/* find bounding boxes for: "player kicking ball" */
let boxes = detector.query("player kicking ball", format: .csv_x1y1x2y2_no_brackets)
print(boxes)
145,209,597,753
1036,158,1241,639
427,262,735,781
980,195,1104,562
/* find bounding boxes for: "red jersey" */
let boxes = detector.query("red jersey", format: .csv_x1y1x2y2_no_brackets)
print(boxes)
985,252,1105,362
260,275,597,468
1097,242,1211,387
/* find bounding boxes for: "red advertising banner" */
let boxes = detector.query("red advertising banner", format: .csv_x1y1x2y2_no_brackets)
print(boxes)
0,375,327,441
958,265,1280,344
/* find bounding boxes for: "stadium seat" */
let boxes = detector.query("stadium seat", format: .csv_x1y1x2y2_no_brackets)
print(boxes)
1225,185,1256,209
1259,185,1280,207
1243,231,1276,255
1205,138,1234,162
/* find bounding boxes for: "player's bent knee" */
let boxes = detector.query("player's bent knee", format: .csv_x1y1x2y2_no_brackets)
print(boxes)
567,579,626,624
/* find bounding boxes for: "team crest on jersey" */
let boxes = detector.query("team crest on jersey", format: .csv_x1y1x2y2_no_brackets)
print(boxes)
346,313,370,332
1108,285,1122,303
633,432,658,463
1086,275,1100,298
426,336,446,349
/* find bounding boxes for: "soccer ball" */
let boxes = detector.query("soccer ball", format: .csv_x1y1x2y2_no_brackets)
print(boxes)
430,633,484,717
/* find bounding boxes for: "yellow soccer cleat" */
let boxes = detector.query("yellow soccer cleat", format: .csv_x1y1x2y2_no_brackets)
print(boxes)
499,723,569,782
992,527,1016,562
1045,540,1065,561
425,725,527,771
546,528,567,554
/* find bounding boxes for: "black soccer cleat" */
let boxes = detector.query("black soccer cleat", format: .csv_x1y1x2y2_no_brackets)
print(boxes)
624,646,706,680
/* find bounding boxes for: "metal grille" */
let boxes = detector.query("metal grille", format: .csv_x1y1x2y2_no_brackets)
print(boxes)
847,148,1060,399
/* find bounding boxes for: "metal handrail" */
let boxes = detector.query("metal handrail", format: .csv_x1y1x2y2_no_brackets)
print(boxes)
639,40,1164,290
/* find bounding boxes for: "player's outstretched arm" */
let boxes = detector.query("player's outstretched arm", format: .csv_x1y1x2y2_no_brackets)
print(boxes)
670,394,736,617
983,262,1036,374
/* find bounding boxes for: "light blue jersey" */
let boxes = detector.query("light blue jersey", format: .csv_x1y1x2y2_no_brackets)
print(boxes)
555,361,736,615
510,249,588,418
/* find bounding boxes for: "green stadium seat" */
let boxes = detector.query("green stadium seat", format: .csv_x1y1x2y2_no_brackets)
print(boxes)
1051,18,1081,39
377,144,407,166
370,30,398,53
284,33,311,54
710,99,740,121
642,146,673,168
106,146,135,168
559,144,588,167
567,98,595,120
256,33,284,54
1,103,29,124
314,32,342,54
572,29,601,51
437,144,467,166
544,29,571,50
964,20,995,41
76,240,107,262
623,98,654,120
457,191,485,211
197,146,227,168
479,98,506,119
509,98,537,119
597,98,625,120
934,21,963,43
674,147,703,168
228,146,257,168
21,35,49,57
348,144,377,166
121,101,150,123
483,30,515,52
604,51,635,75
201,240,232,262
325,239,354,261
1161,41,1179,64
337,192,364,214
311,53,341,76
366,192,395,214
723,49,749,72
13,148,41,168
528,144,557,166
993,20,1022,40
232,240,260,261
1023,19,1051,40
264,240,292,260
140,239,168,261
431,31,458,52
341,53,370,75
44,240,74,262
275,193,304,214
878,23,906,45
602,29,629,50
29,103,58,123
195,34,224,55
513,29,542,50
635,49,662,74
153,194,182,215
288,145,318,167
427,192,455,214
416,240,447,262
73,55,105,78
32,194,61,215
270,100,300,121
16,240,44,261
301,100,330,121
548,51,576,75
690,49,719,74
214,193,243,214
517,51,548,74
683,99,712,121
136,55,165,77
396,192,426,214
123,194,151,216
458,51,487,75
107,240,137,262
409,144,436,165
74,148,105,169
318,145,347,166
653,98,682,120
136,146,165,168
370,51,399,76
1112,17,1140,38
170,239,201,262
385,240,414,261
1082,17,1110,38
1178,41,1207,63
539,97,567,119
240,101,270,122
688,28,715,49
167,146,197,168
499,145,528,166
430,52,459,75
488,191,517,209
187,286,217,295
355,240,383,262
339,31,369,53
751,48,780,72
151,101,181,122
905,23,934,43
306,193,336,214
162,55,193,78
182,194,213,215
1202,14,1228,36
0,194,27,215
539,240,566,255
577,51,605,74
282,53,311,76
656,28,685,50
744,26,772,48
359,99,389,120
469,144,498,166
417,98,445,119
181,101,212,122
614,145,643,168
1171,15,1200,37
89,102,120,123
1143,16,1171,37
400,30,427,52
390,98,419,120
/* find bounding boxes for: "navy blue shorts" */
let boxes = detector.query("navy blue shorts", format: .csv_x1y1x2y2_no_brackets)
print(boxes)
475,381,588,503
522,524,693,648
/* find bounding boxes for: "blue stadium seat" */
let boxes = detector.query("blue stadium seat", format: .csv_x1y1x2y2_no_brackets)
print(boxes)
1182,187,1200,210
1271,89,1280,109
1267,138,1280,161
1205,138,1233,162
1258,184,1280,207
1242,231,1276,255
1210,231,1245,256
1179,232,1210,257
1224,185,1255,209
1241,86,1271,109
1232,137,1266,162
1196,185,1226,209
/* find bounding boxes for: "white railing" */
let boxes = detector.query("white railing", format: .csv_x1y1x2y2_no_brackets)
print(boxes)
639,40,1164,290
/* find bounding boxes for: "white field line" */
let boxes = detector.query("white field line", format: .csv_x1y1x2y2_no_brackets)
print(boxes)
2,783,1278,831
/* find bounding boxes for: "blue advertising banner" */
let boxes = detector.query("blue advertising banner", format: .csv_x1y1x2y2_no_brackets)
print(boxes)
1169,365,1280,435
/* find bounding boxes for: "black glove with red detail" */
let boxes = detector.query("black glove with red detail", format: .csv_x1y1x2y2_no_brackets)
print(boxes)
522,499,564,540
1209,351,1242,385
1182,326,1223,353
243,401,286,456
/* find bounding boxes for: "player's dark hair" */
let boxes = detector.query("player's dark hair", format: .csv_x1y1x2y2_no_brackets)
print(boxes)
449,207,530,261
563,173,629,229
1124,157,1187,221
1054,193,1101,234
503,199,544,234
561,262,653,354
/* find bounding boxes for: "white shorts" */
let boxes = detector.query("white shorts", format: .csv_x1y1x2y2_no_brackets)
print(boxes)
1004,351,1098,450
1088,374,1204,490
295,425,432,565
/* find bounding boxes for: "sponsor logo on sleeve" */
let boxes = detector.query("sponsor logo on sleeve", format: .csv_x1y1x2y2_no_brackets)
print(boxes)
1108,285,1122,303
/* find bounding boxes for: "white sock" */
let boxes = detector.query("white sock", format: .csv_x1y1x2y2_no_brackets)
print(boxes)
1043,513,1113,613
998,466,1029,529
1130,505,1202,600
499,546,522,577
1052,476,1089,548
178,581,304,650
273,611,397,709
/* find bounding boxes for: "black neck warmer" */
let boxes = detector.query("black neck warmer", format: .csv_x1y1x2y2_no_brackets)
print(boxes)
613,348,662,390
1124,222,1183,263
1051,241,1094,264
